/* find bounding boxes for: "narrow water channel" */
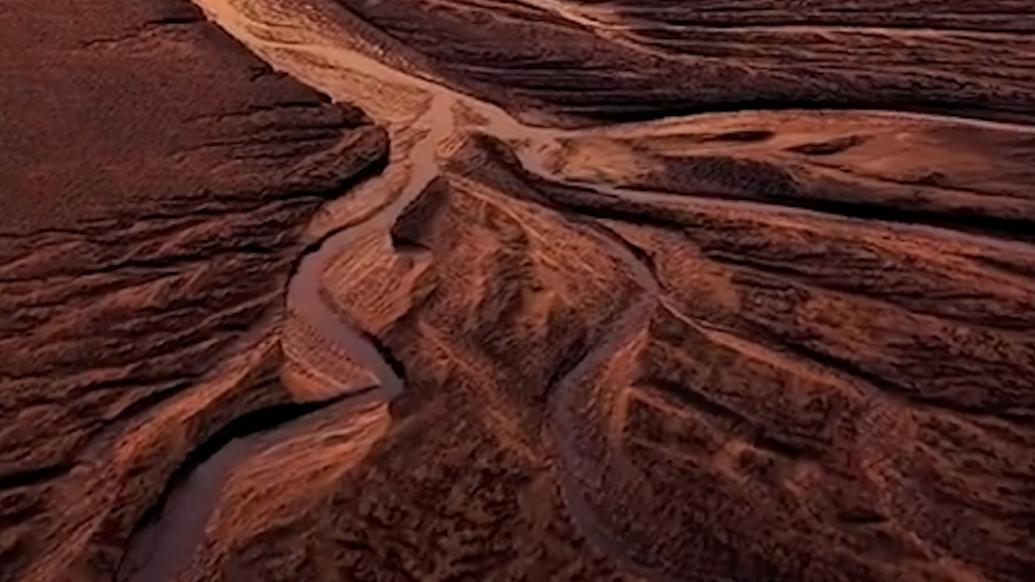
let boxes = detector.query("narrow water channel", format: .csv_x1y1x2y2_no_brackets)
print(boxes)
122,1,1035,579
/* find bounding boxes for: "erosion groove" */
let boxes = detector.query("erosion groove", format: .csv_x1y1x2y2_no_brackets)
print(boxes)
0,0,388,579
171,0,1035,580
118,390,363,582
3,0,1034,580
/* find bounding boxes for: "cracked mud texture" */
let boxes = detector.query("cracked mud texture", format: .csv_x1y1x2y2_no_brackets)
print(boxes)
0,0,385,580
4,0,1035,581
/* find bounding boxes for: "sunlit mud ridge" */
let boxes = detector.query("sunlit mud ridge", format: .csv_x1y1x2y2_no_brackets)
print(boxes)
141,0,1035,579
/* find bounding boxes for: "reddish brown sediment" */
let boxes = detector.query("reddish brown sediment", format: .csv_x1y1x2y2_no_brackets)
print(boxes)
184,1,1035,579
0,0,387,580
3,0,1035,580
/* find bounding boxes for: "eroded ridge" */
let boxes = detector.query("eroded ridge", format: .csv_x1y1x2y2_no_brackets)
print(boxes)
0,0,388,580
314,0,1035,124
5,0,1035,580
168,0,1035,579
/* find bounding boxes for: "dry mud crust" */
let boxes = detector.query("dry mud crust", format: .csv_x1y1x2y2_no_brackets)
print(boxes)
331,0,1035,124
0,0,385,580
181,155,644,582
190,129,1035,581
489,126,1035,581
5,0,1035,580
